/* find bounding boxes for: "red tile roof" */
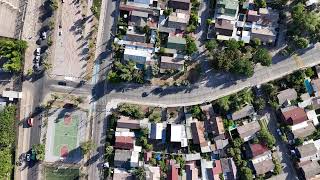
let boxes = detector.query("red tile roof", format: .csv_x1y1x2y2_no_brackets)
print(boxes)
168,164,179,180
212,160,222,175
282,107,308,125
114,136,134,150
250,143,269,157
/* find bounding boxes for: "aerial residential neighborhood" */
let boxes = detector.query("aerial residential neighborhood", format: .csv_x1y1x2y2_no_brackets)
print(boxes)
2,0,320,179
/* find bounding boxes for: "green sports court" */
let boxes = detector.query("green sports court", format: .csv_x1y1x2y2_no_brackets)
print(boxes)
45,166,80,180
53,111,80,157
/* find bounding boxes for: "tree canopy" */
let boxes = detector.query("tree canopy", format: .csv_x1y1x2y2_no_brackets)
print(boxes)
253,48,272,66
185,36,198,55
107,60,144,84
118,103,144,119
0,39,27,72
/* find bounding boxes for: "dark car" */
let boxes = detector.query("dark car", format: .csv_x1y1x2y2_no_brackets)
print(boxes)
58,81,67,86
142,92,149,97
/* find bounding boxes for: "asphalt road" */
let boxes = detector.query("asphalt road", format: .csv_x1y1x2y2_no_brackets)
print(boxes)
104,43,320,107
88,0,118,179
265,108,298,180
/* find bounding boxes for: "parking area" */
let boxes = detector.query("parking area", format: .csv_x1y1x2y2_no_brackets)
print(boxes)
50,0,87,81
45,108,87,163
0,0,22,38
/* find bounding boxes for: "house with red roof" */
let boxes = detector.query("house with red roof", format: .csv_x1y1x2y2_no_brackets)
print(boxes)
114,136,134,150
249,143,269,158
212,160,222,179
281,106,308,125
168,164,179,180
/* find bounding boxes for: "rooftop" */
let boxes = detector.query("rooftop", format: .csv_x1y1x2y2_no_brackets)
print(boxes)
231,105,255,120
300,161,320,180
277,88,298,105
160,56,185,65
168,12,190,24
297,143,318,159
167,36,187,45
253,158,275,175
237,121,261,140
191,121,206,144
281,106,308,125
131,10,149,18
249,143,269,157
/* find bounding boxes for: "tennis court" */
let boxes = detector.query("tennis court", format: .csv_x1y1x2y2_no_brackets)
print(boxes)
53,111,80,157
45,166,79,180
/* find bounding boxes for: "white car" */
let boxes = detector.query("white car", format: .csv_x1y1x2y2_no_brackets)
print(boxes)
276,128,282,136
198,17,201,25
26,154,31,162
36,48,41,56
42,32,47,40
35,55,40,63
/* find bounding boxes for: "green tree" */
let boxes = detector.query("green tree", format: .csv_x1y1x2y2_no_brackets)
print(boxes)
0,149,12,179
216,96,231,112
105,145,113,159
253,97,266,111
225,39,241,50
185,36,198,55
258,127,276,148
190,105,202,120
149,111,161,123
252,38,261,47
163,8,173,16
293,36,309,49
231,58,254,77
118,103,144,119
80,140,95,155
294,138,304,146
240,167,253,180
273,157,282,175
205,40,218,52
255,0,267,8
253,48,272,66
305,67,315,77
32,144,45,161
233,138,243,148
133,167,146,180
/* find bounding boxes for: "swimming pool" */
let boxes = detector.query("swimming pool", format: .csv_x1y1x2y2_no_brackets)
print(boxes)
304,79,313,95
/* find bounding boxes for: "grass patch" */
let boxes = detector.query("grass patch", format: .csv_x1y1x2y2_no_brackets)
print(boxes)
45,166,79,180
91,0,102,18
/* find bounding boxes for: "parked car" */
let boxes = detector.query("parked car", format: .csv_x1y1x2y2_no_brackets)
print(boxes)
26,154,31,162
276,128,282,136
35,55,40,63
142,92,149,97
27,118,34,127
59,30,62,36
36,48,41,56
58,81,66,86
41,32,47,40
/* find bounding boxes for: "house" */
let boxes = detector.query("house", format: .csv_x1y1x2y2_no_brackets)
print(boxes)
214,135,229,150
167,11,190,30
299,161,320,180
277,88,298,106
185,153,201,162
247,10,260,22
149,123,164,140
214,116,225,135
160,56,185,72
191,121,206,145
215,0,239,20
186,163,199,180
297,142,320,162
123,48,152,65
125,26,146,43
168,0,191,11
145,165,161,180
114,136,134,150
168,163,179,180
307,110,319,126
212,160,223,180
114,149,132,168
130,151,140,167
215,19,235,37
251,150,274,175
113,168,133,180
311,78,320,96
281,106,308,126
170,124,188,147
166,36,186,51
130,10,148,27
117,116,141,129
248,143,269,158
251,26,277,45
231,105,255,120
292,122,316,139
221,158,237,180
236,121,261,141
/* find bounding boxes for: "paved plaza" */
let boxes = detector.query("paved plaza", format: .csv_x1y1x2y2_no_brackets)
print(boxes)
50,0,87,81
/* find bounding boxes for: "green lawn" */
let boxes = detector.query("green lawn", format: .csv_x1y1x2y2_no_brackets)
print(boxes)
45,166,79,180
53,114,79,156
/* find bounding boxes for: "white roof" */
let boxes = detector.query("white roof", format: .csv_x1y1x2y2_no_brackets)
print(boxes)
2,90,22,101
171,124,182,142
314,139,320,150
134,145,142,152
307,110,319,126
241,31,251,43
130,151,139,163
124,48,151,57
306,0,318,6
115,131,135,137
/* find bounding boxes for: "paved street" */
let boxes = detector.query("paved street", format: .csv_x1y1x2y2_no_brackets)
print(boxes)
105,43,320,107
265,108,298,180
